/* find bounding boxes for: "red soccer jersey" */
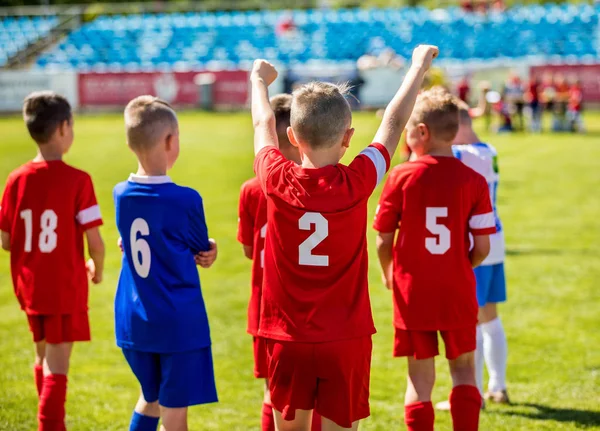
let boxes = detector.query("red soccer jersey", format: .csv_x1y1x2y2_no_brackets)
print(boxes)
254,144,390,343
373,156,495,331
0,161,102,315
569,85,583,112
237,176,267,336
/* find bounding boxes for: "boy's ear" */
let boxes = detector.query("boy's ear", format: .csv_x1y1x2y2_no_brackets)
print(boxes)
341,128,355,149
164,132,174,151
58,119,69,137
287,126,300,148
417,123,430,141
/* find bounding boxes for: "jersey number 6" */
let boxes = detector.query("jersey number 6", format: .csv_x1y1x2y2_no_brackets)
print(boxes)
130,218,151,278
425,207,451,255
298,212,329,267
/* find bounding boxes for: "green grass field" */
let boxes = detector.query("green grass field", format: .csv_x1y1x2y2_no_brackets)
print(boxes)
0,111,599,430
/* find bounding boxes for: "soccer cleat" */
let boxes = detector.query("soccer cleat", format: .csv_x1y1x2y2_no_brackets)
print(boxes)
434,399,485,411
484,389,510,404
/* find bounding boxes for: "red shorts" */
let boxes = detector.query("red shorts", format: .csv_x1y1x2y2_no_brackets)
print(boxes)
27,312,90,344
393,327,475,360
266,336,372,429
253,336,269,379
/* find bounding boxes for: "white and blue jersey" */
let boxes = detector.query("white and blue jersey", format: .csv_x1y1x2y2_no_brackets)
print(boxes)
114,174,212,353
453,142,505,266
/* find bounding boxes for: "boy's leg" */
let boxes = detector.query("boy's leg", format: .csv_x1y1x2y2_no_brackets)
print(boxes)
321,417,358,431
262,379,275,431
122,350,161,431
255,337,275,431
405,357,436,431
130,393,160,431
159,407,187,431
34,340,46,397
448,352,480,431
39,342,72,431
273,409,312,431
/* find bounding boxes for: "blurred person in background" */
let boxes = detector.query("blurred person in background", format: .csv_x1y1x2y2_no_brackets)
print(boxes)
540,72,556,132
524,76,542,132
568,78,584,133
553,73,570,132
502,73,524,131
457,76,471,103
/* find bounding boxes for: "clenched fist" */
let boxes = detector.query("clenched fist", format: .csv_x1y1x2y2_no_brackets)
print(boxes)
251,59,278,86
411,45,439,72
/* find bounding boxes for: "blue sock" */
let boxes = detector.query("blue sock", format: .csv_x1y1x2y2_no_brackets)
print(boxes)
129,411,159,431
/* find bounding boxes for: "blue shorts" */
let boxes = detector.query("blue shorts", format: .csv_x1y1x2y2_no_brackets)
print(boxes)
474,263,506,307
122,347,218,408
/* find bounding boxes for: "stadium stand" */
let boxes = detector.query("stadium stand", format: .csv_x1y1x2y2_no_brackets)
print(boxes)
33,4,599,70
0,16,59,67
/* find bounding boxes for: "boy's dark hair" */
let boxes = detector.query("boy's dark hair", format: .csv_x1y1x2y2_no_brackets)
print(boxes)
23,91,72,144
270,93,292,147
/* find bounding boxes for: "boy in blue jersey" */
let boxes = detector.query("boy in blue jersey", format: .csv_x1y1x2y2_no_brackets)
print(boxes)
437,99,509,410
114,95,218,431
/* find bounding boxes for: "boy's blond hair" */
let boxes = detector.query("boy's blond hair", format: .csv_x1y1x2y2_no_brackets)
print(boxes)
124,96,178,151
291,82,351,149
410,86,459,142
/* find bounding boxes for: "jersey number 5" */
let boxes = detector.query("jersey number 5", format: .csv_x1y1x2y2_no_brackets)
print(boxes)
425,207,450,255
298,212,329,267
19,209,58,253
130,218,151,278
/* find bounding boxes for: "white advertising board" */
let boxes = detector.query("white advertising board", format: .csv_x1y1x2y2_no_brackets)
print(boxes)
0,71,78,112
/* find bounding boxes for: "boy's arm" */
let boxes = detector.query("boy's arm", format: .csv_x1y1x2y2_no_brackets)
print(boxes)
187,194,211,254
470,234,490,268
0,231,9,251
251,60,279,156
242,245,253,260
85,227,105,284
373,45,439,159
376,232,395,289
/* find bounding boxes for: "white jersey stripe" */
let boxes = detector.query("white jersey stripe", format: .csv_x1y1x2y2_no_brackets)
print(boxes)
76,205,102,226
469,212,495,230
360,146,387,186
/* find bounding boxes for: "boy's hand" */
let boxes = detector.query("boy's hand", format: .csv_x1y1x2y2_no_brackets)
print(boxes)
381,267,393,290
251,60,278,86
117,237,123,253
195,238,218,269
86,258,102,284
411,45,439,72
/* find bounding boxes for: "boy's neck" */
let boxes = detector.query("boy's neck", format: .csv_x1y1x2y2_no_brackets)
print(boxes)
136,162,167,177
33,143,63,162
422,140,455,158
300,148,340,169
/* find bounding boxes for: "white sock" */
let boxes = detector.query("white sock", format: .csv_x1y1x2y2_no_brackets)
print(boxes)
481,317,508,393
475,325,484,396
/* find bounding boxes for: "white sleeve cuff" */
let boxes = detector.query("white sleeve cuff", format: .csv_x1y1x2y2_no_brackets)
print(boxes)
469,212,495,229
360,146,387,185
77,205,102,225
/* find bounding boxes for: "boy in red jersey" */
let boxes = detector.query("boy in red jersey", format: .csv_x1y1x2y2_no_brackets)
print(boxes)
0,91,105,431
250,44,439,431
374,88,495,431
238,94,321,431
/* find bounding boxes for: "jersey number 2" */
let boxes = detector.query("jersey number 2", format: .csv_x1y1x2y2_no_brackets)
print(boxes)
19,209,58,253
298,212,329,267
130,218,151,278
425,207,450,255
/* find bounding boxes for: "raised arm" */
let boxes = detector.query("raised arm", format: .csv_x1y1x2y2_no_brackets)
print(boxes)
251,60,280,155
373,45,439,159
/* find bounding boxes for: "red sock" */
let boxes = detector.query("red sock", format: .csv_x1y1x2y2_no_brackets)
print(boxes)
405,401,434,431
261,403,275,431
38,374,67,431
34,365,44,397
449,385,481,431
311,411,322,431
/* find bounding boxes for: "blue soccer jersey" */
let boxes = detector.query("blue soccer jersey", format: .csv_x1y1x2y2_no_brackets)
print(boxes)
114,174,212,353
453,142,504,265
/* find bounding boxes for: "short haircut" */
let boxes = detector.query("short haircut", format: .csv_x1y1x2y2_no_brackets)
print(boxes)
124,95,178,151
270,93,292,146
455,100,473,126
291,82,352,149
410,87,459,142
23,91,72,144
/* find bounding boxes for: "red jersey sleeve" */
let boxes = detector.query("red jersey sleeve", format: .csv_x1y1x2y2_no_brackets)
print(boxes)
373,167,404,233
237,183,255,246
75,174,103,230
469,175,496,236
254,146,288,195
0,174,15,233
349,143,391,195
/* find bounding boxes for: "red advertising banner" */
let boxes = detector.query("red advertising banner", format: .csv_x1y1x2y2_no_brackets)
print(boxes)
530,64,600,102
78,70,249,107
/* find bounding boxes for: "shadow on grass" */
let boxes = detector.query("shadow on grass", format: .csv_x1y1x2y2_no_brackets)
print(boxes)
488,403,600,427
506,248,598,257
